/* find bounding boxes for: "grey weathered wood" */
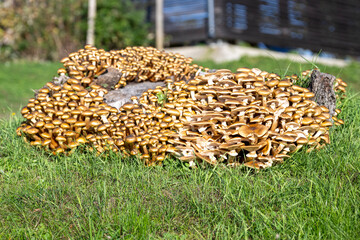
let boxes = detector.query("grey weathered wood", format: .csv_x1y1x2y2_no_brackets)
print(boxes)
99,68,216,108
104,81,165,109
93,67,122,90
309,70,336,117
92,67,165,107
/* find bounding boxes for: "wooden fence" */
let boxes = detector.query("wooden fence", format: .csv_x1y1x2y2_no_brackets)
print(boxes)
146,0,360,56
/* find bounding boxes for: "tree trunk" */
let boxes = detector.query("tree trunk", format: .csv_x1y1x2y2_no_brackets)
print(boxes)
86,0,96,45
156,0,164,49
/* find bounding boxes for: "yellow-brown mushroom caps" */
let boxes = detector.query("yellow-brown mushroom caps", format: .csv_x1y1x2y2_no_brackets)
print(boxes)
238,124,269,138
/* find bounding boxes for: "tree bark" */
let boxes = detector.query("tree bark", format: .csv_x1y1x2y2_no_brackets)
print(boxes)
309,70,336,117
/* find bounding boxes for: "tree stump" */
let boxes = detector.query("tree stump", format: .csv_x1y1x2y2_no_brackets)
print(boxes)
309,70,336,117
104,81,165,109
46,68,338,119
93,67,123,91
98,68,215,107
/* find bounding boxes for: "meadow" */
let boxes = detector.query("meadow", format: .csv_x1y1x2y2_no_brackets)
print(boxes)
0,56,359,239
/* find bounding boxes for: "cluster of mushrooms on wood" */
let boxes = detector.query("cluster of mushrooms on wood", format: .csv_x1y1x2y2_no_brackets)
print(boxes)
16,45,348,169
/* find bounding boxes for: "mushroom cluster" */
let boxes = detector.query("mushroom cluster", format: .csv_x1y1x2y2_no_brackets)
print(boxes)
16,45,202,156
133,68,345,169
59,45,204,88
334,77,348,94
17,82,114,153
17,46,347,169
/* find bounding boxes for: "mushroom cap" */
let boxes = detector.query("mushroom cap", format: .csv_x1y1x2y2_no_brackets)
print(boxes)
244,160,265,170
90,119,102,128
228,122,246,129
219,142,244,151
66,118,77,125
55,135,66,142
336,119,344,125
97,124,108,132
275,91,290,98
266,79,279,88
241,141,267,152
64,131,76,138
225,99,241,106
155,112,165,119
297,137,308,145
82,110,94,117
187,85,198,91
72,84,84,92
122,103,135,111
97,109,109,116
44,123,55,130
257,88,272,96
40,132,51,139
275,135,296,143
246,151,257,158
42,139,52,146
238,123,269,138
87,65,96,71
76,137,87,144
68,141,79,149
74,121,86,128
289,95,302,103
200,88,217,95
320,120,332,128
302,117,314,125
277,80,292,88
236,67,251,73
35,121,46,128
291,85,305,92
166,108,180,117
303,92,315,99
27,127,39,135
125,134,136,144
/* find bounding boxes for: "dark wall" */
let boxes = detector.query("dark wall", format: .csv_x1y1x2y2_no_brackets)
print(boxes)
217,0,360,56
153,0,360,56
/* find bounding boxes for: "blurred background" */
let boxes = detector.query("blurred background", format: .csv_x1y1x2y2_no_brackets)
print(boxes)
0,0,152,61
0,0,359,117
1,0,360,61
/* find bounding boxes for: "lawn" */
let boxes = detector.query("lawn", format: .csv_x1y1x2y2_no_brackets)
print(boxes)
0,61,61,117
0,57,359,239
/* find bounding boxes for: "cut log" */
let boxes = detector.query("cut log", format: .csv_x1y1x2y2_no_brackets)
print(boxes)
93,67,122,90
104,81,165,108
93,67,165,107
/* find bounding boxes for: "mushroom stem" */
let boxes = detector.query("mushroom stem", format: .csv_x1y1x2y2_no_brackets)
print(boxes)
274,143,285,155
190,91,196,101
100,115,109,123
228,150,238,163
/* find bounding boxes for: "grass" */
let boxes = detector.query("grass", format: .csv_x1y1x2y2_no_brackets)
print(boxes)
0,57,360,238
0,61,61,117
